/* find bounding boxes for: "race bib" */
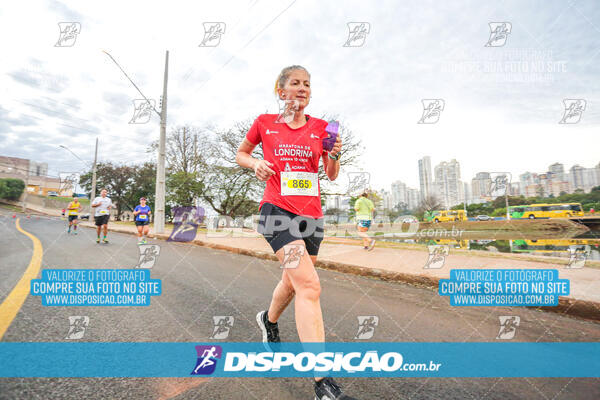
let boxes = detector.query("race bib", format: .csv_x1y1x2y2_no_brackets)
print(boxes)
139,214,147,220
280,172,318,196
99,210,109,215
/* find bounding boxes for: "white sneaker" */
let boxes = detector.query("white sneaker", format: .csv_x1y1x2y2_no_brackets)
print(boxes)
367,239,376,251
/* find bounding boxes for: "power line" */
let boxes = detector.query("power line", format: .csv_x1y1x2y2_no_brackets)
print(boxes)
102,50,160,117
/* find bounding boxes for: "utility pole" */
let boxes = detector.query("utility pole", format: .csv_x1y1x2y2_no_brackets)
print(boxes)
91,137,98,201
505,186,510,221
504,173,511,221
463,182,467,215
154,50,169,234
102,49,167,231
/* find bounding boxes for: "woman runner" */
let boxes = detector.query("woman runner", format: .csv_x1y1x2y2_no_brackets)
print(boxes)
133,197,152,244
236,66,357,399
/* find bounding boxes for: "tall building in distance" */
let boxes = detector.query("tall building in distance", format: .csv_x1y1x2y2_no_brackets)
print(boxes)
471,172,491,204
391,180,408,208
390,180,420,211
569,165,585,191
463,181,471,205
571,165,600,192
548,162,564,181
407,188,420,210
418,156,433,200
434,159,464,209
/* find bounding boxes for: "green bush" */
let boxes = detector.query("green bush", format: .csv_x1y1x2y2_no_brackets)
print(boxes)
0,178,25,200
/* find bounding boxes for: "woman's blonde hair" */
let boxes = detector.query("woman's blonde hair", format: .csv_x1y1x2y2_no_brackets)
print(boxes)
274,65,310,95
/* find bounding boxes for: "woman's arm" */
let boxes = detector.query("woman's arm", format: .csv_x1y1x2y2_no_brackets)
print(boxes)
236,139,275,181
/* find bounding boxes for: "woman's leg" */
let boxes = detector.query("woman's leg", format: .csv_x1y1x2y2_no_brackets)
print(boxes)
267,270,295,323
137,225,143,238
356,225,370,246
267,253,320,323
273,240,324,343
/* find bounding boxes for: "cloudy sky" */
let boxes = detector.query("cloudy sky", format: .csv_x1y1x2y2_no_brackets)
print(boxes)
0,0,598,190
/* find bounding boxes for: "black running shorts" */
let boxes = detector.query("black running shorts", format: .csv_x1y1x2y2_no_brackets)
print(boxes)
257,202,324,256
94,215,110,226
135,220,149,226
68,215,78,222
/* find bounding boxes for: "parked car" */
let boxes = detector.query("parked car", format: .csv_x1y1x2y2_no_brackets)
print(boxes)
80,213,90,220
47,191,59,197
476,215,492,221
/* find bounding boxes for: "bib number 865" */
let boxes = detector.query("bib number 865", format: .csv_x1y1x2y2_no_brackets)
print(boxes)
287,179,312,189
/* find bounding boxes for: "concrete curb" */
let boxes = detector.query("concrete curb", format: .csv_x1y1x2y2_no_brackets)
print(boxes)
79,222,600,323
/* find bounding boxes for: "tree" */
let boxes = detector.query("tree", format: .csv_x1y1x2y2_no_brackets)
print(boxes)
394,202,409,213
80,162,135,220
417,195,442,213
149,125,210,174
201,120,264,217
416,195,443,221
167,171,205,207
201,165,260,218
129,162,157,210
0,178,25,200
536,186,545,197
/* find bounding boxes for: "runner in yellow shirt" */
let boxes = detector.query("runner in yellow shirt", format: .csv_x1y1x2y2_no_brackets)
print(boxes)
354,191,376,251
66,195,82,235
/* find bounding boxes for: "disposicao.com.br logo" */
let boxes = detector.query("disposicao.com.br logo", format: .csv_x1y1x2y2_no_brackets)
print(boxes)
189,343,442,377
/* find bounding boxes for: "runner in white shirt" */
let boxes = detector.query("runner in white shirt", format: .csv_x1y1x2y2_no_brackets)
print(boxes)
91,188,112,243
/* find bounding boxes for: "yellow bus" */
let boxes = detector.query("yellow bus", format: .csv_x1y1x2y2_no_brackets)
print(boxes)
426,209,467,223
508,203,584,219
511,239,598,253
432,239,470,249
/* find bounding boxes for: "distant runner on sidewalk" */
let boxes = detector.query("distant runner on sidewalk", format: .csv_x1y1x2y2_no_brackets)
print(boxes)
91,189,112,244
354,190,375,251
66,194,82,235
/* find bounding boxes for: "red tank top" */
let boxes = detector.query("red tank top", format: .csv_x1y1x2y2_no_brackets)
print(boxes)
246,114,329,218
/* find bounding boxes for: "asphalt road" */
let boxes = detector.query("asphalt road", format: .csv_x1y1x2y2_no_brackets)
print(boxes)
1,211,599,400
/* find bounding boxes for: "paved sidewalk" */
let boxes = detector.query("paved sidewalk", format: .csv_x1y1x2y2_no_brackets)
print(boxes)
77,221,600,321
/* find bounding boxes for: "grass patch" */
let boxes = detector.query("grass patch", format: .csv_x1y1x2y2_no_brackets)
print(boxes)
31,194,90,205
0,203,23,213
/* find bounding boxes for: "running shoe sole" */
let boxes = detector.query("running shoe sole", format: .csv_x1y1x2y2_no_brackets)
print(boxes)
256,311,269,347
256,311,279,352
367,240,376,251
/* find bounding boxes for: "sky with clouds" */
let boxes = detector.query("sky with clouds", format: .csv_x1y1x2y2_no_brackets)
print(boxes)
0,0,598,190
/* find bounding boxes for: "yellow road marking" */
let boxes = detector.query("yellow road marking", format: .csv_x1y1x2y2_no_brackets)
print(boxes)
0,218,43,339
